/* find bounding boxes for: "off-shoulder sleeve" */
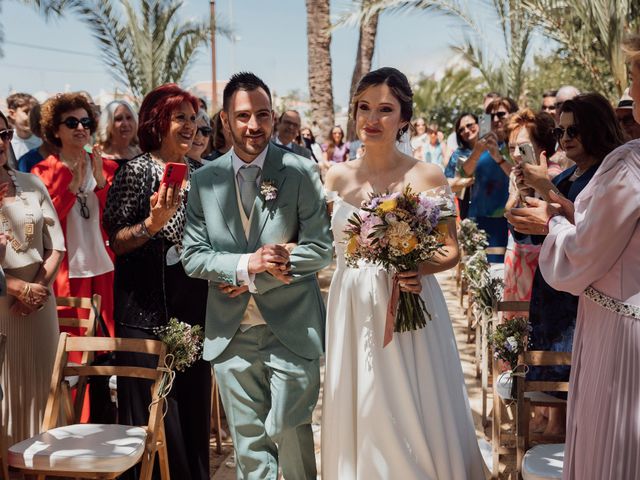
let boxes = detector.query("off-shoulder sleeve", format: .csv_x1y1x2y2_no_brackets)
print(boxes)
539,153,640,295
35,176,66,251
103,159,148,240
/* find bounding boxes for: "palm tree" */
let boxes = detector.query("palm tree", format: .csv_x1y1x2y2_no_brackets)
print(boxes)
305,0,335,142
522,0,640,98
413,66,486,128
62,0,232,99
354,0,534,101
345,0,380,141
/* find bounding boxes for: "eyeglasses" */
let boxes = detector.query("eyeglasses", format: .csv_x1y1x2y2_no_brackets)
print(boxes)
552,125,580,141
76,191,90,219
59,116,93,130
0,129,14,142
491,111,508,120
457,122,477,134
197,126,212,137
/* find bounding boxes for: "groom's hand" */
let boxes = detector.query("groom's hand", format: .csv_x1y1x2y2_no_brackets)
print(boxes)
248,244,290,275
218,283,249,298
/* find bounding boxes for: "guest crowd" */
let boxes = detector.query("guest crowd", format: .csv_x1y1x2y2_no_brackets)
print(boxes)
0,33,639,480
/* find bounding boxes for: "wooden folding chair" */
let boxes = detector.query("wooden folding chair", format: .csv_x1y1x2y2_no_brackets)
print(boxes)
516,350,570,480
8,333,170,480
0,333,9,480
57,294,102,423
490,300,530,478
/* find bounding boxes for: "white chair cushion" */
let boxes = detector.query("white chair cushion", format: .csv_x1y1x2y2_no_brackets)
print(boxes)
522,443,564,480
9,424,147,473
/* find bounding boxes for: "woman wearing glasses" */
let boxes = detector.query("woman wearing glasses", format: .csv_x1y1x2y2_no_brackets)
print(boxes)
506,93,625,438
33,93,118,341
445,113,481,219
187,109,212,165
461,96,518,262
95,100,142,168
0,110,65,444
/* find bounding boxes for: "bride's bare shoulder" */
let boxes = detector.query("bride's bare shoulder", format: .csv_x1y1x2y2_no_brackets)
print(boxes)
324,160,361,192
405,157,448,192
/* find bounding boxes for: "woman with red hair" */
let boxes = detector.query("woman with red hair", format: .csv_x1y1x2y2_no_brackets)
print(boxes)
103,84,210,480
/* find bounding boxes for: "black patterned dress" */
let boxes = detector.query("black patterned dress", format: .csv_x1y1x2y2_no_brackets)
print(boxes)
103,154,210,480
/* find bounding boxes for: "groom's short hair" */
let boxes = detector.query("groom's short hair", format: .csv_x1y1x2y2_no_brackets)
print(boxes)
223,72,272,112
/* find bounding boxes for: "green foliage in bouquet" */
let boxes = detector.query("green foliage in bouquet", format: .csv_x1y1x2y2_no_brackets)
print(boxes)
488,316,530,368
154,318,204,372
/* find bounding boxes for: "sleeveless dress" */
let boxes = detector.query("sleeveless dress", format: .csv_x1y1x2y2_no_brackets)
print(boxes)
321,194,487,479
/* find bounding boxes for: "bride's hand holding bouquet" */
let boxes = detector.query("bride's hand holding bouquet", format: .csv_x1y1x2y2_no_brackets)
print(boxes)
343,185,456,346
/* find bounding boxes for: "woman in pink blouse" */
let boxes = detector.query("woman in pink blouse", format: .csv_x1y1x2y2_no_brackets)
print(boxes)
506,35,640,480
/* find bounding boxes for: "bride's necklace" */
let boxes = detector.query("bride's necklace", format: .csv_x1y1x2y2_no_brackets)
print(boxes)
0,170,35,253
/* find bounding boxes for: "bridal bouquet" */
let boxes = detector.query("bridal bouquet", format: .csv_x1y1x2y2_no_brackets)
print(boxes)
154,318,204,372
343,185,456,345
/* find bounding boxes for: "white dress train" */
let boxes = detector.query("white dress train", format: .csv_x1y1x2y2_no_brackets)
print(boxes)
321,196,487,480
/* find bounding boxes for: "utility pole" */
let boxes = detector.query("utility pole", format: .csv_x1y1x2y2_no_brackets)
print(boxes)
209,0,217,112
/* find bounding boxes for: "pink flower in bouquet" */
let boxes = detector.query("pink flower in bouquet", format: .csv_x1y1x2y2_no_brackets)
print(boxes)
359,213,383,247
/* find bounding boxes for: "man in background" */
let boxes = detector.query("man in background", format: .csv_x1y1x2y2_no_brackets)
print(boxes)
273,110,312,159
6,93,41,160
541,90,557,117
615,90,640,141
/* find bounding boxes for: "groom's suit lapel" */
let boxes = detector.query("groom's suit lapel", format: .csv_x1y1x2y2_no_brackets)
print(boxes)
211,153,248,250
248,145,287,251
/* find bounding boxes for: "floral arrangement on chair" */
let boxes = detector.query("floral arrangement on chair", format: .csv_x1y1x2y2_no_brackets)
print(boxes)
154,318,204,372
457,219,489,257
487,316,530,369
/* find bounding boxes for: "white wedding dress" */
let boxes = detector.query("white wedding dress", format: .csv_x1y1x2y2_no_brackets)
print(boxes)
321,195,487,480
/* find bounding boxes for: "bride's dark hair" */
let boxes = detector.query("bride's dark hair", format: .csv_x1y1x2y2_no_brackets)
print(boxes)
351,67,413,140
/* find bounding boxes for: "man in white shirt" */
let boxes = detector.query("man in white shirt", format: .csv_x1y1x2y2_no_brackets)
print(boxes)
273,110,312,159
6,93,42,161
182,72,332,480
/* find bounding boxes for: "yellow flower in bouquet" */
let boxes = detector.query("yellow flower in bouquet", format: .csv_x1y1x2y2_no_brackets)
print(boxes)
379,198,398,212
346,236,359,255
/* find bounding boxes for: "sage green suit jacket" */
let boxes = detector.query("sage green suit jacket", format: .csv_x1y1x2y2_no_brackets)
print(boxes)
181,144,333,361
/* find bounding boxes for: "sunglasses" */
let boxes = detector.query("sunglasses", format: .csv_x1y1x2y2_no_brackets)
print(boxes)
0,129,14,142
197,126,212,137
491,111,508,120
552,125,580,141
59,116,93,130
457,122,477,134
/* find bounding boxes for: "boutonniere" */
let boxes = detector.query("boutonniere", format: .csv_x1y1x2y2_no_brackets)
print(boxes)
260,180,278,201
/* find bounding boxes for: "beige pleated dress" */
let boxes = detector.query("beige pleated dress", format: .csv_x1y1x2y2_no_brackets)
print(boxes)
0,171,65,445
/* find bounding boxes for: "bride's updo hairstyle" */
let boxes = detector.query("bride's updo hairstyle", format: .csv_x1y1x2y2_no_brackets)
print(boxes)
351,67,413,140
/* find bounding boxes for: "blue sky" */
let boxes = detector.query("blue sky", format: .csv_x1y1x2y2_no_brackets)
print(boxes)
0,0,509,109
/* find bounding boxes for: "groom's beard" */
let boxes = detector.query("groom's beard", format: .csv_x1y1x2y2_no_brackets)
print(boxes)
230,126,271,158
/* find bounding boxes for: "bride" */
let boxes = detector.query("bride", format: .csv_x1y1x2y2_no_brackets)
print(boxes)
322,67,487,479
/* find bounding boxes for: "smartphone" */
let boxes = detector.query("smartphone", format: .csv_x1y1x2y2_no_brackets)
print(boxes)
161,162,187,186
478,113,491,138
519,143,537,165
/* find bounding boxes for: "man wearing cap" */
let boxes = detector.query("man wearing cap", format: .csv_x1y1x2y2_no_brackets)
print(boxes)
615,89,640,141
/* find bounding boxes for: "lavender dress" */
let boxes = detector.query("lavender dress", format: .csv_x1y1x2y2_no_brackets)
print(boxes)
539,139,640,480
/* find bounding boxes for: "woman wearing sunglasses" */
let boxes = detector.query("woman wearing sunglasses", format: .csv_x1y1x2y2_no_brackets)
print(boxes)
445,112,480,219
33,93,118,348
507,93,626,448
95,100,142,168
461,96,518,262
187,109,212,165
0,110,65,444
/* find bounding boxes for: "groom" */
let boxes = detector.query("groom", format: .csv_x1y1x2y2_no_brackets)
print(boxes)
182,72,332,479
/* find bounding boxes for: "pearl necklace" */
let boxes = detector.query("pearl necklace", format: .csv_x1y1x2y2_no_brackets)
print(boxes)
0,170,35,252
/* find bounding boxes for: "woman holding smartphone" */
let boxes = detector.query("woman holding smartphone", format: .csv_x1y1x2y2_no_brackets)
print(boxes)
103,84,211,480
